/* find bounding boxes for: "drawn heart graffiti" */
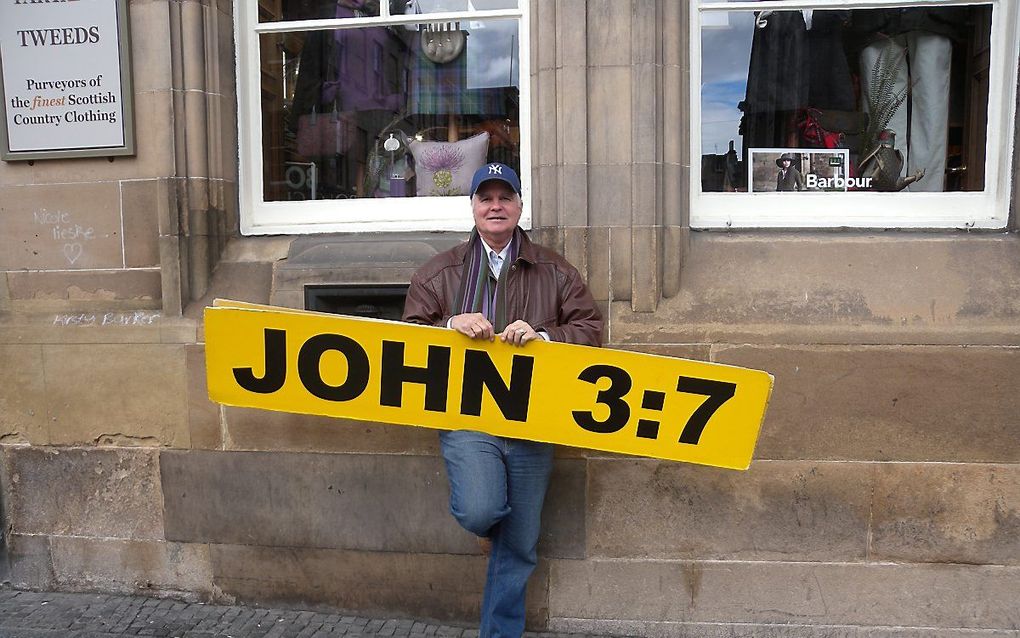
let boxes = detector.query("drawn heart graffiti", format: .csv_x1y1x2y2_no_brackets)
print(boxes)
63,243,83,265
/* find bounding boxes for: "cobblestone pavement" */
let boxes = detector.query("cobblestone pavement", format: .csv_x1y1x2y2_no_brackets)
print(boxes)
0,590,625,638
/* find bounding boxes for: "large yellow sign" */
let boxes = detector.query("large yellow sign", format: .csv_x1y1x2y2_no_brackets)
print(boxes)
205,301,774,470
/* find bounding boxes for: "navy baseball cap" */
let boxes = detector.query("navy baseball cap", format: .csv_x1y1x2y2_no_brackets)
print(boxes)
469,162,522,196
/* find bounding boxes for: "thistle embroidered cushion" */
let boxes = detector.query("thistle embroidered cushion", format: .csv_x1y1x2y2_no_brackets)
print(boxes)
408,131,489,197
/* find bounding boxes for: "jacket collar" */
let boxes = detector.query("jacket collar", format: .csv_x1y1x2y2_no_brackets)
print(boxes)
454,227,537,265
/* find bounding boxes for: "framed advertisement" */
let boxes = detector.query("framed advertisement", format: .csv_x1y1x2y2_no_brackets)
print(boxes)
747,148,854,193
0,0,135,161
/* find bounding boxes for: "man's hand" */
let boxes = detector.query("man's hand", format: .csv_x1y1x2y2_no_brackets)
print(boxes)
450,313,495,340
499,320,539,347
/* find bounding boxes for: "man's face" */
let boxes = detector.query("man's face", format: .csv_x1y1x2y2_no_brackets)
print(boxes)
472,180,522,249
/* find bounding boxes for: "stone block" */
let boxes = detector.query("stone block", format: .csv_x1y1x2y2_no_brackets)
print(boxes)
610,227,632,300
50,537,213,597
160,315,200,344
587,66,632,166
223,408,440,455
216,11,236,96
631,226,659,311
209,542,553,629
160,450,472,553
662,162,684,225
220,237,292,263
221,120,239,193
533,164,558,228
0,311,165,346
268,289,303,310
610,343,711,361
585,227,611,302
616,233,1020,338
535,70,558,168
631,0,657,65
551,619,1020,637
0,182,123,271
631,66,659,163
184,261,272,320
714,345,1020,463
662,0,685,68
121,180,162,268
554,0,586,68
539,459,586,560
130,0,174,92
556,68,589,166
186,345,221,450
586,459,870,561
535,0,556,71
561,226,588,279
0,345,48,445
161,450,586,559
661,225,685,298
209,544,488,623
631,164,658,225
42,343,189,447
0,273,10,312
6,270,162,311
549,559,1020,629
556,166,589,228
870,463,1020,565
589,167,632,228
0,534,54,590
587,0,631,67
5,447,163,539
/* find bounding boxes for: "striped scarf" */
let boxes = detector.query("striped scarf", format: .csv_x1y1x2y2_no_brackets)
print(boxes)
454,227,521,332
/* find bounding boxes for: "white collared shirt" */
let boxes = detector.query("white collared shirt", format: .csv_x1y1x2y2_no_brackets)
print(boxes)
479,236,510,278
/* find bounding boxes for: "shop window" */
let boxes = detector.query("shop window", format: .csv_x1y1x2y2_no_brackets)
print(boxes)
238,0,528,235
692,1,1019,229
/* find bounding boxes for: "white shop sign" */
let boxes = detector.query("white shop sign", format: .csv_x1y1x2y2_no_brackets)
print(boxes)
0,0,134,160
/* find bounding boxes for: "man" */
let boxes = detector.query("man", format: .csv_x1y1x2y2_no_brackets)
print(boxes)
776,153,806,191
402,163,603,638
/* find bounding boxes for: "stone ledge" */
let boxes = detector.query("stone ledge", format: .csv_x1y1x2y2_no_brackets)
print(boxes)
0,312,198,345
548,559,1020,629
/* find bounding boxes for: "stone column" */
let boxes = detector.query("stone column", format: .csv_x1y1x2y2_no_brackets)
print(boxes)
163,0,238,315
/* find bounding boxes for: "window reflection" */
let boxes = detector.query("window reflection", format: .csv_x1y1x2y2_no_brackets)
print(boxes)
260,18,521,201
701,6,991,194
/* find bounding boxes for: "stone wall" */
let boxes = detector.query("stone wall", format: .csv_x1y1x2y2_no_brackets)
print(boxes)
2,1,1020,637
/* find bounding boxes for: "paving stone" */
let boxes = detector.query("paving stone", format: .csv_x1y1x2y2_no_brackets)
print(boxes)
0,589,629,637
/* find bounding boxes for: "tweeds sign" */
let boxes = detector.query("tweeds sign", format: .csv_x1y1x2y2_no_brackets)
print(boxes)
205,300,774,470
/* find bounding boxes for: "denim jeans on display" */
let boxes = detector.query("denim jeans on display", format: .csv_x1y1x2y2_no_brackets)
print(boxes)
439,430,555,638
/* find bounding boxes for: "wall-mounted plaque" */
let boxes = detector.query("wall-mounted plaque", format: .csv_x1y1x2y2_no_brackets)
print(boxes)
0,0,134,161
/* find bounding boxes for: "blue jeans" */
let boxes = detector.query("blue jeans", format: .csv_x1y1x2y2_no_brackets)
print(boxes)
439,430,555,638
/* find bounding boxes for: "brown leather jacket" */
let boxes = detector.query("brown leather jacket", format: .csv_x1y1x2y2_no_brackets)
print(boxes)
402,230,604,346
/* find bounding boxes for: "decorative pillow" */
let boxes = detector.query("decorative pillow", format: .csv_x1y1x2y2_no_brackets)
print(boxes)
408,131,489,197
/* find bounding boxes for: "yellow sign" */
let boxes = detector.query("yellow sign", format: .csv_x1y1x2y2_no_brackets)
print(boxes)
205,301,774,470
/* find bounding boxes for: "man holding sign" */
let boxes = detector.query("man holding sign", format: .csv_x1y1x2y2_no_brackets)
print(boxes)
403,163,603,638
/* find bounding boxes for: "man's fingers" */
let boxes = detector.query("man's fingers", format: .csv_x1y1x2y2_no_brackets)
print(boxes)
500,323,533,346
452,313,494,339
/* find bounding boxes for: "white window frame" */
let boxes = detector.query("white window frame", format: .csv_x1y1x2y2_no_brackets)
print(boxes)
690,0,1020,229
234,2,531,235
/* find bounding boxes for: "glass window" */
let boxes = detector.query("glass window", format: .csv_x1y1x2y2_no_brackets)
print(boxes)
238,0,528,234
692,1,1019,229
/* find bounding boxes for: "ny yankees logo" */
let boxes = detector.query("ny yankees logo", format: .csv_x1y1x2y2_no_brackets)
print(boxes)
487,164,503,175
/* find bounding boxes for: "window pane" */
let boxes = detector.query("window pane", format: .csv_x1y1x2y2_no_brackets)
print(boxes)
259,1,382,23
700,6,991,194
410,0,518,13
259,19,521,202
